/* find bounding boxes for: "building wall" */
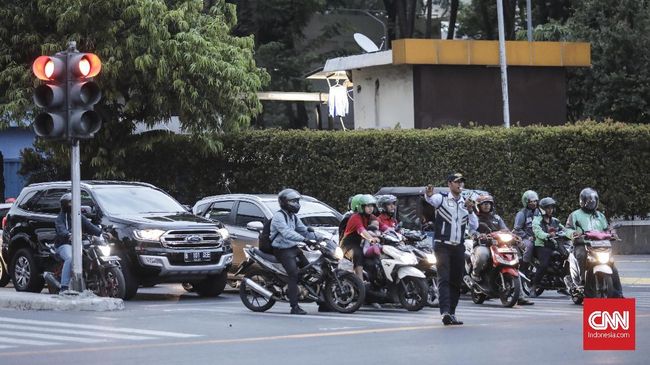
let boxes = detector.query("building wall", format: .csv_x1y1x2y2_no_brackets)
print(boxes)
352,65,414,129
413,65,567,127
0,127,35,199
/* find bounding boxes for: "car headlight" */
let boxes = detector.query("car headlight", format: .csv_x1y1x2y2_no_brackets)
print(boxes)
98,245,111,257
334,247,344,260
497,233,513,243
217,228,230,240
426,253,437,264
133,229,165,242
596,252,610,264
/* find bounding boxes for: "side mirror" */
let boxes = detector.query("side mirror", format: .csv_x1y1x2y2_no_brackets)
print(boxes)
246,221,264,232
182,204,192,212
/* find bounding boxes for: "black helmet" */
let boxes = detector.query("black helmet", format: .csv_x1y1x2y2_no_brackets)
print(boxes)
579,188,599,213
377,194,397,215
539,197,556,215
278,188,301,214
60,193,72,212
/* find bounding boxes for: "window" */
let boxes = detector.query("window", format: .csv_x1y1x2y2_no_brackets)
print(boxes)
205,201,235,225
17,190,40,211
31,189,69,215
235,202,266,227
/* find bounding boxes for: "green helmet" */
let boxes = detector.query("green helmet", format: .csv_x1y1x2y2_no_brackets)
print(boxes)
521,190,539,208
352,194,377,213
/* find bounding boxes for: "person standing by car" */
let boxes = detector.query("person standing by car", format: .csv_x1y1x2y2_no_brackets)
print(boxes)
424,173,478,326
513,190,539,276
55,193,102,293
341,194,380,281
270,188,323,315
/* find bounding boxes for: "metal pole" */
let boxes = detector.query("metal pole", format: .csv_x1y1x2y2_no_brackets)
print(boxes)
496,0,511,128
526,0,533,42
69,139,85,292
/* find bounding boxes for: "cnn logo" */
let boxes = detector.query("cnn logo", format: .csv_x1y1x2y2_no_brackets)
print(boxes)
588,311,629,330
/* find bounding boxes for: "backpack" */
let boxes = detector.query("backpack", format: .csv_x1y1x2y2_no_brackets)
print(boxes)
258,210,294,254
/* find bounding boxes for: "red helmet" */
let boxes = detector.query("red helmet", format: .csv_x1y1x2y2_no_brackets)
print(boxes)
476,195,495,212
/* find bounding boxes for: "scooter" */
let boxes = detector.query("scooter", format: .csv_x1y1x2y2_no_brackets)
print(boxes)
400,229,439,307
520,232,572,297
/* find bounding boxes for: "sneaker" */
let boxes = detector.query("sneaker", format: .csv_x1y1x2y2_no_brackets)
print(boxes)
290,306,307,315
517,298,534,305
442,312,453,326
370,302,382,309
450,315,464,325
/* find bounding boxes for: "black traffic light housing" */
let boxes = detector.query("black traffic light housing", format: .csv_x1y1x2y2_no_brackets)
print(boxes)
32,45,102,140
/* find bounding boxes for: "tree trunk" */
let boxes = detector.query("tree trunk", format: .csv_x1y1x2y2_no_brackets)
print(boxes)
479,0,494,39
425,0,433,38
447,0,459,39
383,0,398,48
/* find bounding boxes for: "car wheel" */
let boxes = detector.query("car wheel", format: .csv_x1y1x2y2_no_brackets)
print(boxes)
118,253,139,300
194,271,228,297
11,248,45,292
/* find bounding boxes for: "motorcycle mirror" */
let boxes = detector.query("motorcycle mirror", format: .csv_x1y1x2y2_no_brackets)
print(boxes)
307,227,315,233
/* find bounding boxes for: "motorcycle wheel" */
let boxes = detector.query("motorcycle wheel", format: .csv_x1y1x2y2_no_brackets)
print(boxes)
471,289,487,304
572,294,584,305
426,277,439,307
498,273,521,308
596,273,616,298
397,277,428,311
239,269,276,312
97,267,126,299
325,271,365,313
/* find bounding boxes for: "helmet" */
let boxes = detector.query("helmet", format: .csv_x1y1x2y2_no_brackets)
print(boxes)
60,193,72,212
579,188,599,213
352,194,377,214
278,188,301,214
349,194,364,213
539,197,556,215
476,194,494,212
377,195,397,214
521,190,539,208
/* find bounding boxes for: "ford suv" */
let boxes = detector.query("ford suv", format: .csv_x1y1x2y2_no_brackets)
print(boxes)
1,181,233,299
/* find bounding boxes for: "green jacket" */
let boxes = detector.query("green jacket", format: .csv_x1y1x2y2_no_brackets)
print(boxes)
532,215,574,247
565,209,608,234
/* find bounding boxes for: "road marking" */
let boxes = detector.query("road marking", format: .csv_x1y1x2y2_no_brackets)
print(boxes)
0,317,199,338
0,337,61,347
621,277,650,285
0,346,14,350
0,323,154,341
0,330,106,344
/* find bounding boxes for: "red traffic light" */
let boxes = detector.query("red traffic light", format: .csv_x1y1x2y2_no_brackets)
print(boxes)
69,53,101,78
32,56,64,81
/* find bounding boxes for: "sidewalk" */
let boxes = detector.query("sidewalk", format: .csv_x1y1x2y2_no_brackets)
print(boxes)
0,290,124,311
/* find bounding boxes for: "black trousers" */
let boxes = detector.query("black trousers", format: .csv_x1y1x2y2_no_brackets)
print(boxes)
274,246,309,308
434,242,465,315
533,246,554,285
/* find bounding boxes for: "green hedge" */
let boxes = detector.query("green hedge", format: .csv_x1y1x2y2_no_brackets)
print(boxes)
117,122,649,224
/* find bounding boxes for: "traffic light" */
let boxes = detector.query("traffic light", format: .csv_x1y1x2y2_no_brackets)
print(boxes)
32,54,67,139
31,49,102,140
67,52,102,139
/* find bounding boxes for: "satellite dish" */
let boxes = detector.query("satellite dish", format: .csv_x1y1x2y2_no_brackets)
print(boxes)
354,33,380,53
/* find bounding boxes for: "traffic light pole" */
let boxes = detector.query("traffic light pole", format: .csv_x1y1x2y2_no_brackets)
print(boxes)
69,139,85,292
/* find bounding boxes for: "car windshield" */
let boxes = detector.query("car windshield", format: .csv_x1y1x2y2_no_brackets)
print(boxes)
93,186,186,215
264,200,341,227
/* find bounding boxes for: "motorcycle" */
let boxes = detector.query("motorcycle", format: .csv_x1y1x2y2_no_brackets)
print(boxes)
400,229,439,307
362,230,429,311
43,233,126,298
237,235,365,313
565,229,621,304
464,231,522,307
520,231,572,297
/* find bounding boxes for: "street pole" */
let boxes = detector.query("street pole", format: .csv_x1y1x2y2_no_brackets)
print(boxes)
496,0,511,128
526,0,533,42
69,139,85,292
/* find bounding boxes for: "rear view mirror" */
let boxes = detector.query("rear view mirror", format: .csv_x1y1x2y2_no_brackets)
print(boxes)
247,221,264,232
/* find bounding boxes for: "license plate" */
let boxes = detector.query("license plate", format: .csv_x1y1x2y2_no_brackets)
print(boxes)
184,251,211,263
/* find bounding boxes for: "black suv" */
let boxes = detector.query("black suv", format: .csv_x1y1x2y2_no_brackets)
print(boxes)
1,181,233,299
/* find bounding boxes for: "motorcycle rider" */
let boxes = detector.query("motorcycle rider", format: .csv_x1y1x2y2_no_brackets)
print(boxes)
54,193,102,293
565,188,623,297
376,195,399,232
270,188,323,315
341,194,380,281
424,173,478,326
513,190,539,276
530,197,574,297
471,195,534,305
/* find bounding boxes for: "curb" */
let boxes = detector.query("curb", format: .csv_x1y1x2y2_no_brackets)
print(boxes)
0,291,124,311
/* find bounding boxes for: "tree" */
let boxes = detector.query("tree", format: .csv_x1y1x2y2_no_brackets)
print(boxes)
567,0,650,123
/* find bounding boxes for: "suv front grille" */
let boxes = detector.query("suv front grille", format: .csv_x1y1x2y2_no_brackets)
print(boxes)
161,230,223,249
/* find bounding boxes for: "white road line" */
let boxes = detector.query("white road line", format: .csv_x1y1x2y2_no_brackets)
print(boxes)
0,337,61,346
0,330,106,344
246,311,407,324
0,324,153,341
0,317,199,338
0,345,15,350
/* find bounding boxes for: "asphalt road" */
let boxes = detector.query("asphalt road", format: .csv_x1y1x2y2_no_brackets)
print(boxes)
0,256,648,365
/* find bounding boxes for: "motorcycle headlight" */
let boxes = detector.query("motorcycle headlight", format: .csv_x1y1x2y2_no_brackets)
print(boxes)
596,252,610,264
497,233,514,243
217,228,230,240
133,229,165,242
426,253,437,264
334,247,344,260
98,245,111,257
